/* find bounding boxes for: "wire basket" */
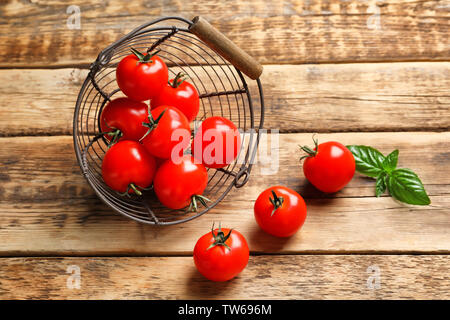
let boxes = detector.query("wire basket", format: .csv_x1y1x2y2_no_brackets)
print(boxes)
73,16,265,225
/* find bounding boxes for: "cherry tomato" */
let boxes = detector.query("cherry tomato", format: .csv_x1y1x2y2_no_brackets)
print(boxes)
191,116,241,169
153,155,208,210
254,186,307,237
101,140,156,195
151,72,200,122
193,224,249,282
99,97,148,143
300,137,355,193
154,156,166,169
116,48,168,102
141,106,190,159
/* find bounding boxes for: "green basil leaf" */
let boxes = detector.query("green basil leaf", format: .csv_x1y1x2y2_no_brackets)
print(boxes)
386,168,431,205
382,149,399,173
347,145,386,178
375,172,387,197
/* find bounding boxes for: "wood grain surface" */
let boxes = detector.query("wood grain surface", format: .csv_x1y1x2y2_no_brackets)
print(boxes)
0,0,448,300
0,255,448,299
0,132,448,255
1,0,449,67
1,62,449,136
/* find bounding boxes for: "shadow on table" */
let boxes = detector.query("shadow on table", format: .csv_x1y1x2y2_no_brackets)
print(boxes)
248,227,294,252
296,180,341,200
185,267,237,299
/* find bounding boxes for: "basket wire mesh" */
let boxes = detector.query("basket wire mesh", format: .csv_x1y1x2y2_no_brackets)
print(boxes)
73,16,264,225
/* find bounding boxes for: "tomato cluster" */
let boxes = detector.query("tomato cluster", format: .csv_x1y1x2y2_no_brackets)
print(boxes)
99,48,357,284
100,48,241,211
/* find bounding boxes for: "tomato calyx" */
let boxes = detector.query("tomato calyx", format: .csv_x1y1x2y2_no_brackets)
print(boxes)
299,134,319,161
169,72,187,88
118,183,151,197
130,47,161,64
269,190,284,216
102,121,123,148
189,194,210,212
140,107,167,141
207,223,232,251
105,128,123,148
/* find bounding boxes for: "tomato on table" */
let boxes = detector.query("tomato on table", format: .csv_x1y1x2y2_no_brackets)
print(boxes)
99,97,148,144
141,105,190,159
191,116,241,169
153,155,208,210
101,140,156,195
151,72,200,122
193,224,249,282
116,48,168,102
300,137,355,193
254,186,307,237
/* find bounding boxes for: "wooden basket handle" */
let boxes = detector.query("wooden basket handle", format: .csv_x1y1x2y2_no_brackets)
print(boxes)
189,16,263,80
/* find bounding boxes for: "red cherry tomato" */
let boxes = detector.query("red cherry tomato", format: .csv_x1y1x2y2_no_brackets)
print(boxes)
116,49,168,102
151,72,200,122
191,116,241,169
301,138,355,193
154,156,166,169
101,140,156,195
194,224,249,282
99,97,148,143
254,186,307,237
141,106,190,159
153,155,208,210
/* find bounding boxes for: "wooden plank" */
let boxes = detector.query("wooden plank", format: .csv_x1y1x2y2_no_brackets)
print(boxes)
0,0,449,67
0,132,449,255
1,62,449,136
0,255,448,299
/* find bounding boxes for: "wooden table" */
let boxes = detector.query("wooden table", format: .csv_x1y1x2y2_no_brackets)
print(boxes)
0,0,449,300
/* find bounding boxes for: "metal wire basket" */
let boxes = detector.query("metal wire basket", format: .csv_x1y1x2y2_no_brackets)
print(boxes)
73,16,265,225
